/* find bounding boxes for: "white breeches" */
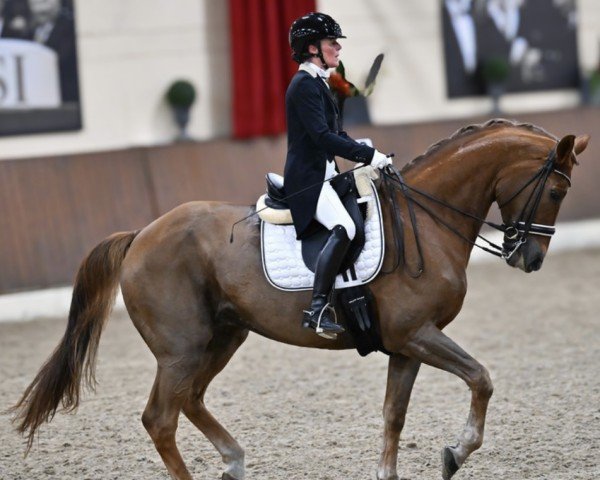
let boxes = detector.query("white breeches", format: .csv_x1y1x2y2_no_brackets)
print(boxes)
314,162,356,240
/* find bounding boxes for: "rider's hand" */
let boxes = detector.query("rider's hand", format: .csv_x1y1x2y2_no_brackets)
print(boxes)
370,150,393,170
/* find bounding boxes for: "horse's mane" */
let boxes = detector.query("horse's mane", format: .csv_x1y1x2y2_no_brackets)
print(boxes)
401,118,558,173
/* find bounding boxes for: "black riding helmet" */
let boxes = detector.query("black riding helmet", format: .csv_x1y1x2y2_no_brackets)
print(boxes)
289,12,346,65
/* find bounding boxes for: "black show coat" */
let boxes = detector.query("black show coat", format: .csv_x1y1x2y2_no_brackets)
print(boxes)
283,67,375,239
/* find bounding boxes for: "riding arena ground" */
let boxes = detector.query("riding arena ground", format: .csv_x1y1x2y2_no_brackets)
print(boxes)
0,248,598,479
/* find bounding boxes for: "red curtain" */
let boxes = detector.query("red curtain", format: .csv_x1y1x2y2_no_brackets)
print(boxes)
229,0,316,139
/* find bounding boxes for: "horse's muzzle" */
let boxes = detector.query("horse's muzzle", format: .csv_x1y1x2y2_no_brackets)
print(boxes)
504,237,545,272
526,253,544,272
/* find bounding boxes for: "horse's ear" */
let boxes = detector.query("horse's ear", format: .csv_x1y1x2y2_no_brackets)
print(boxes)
554,135,576,168
556,135,575,163
574,134,590,156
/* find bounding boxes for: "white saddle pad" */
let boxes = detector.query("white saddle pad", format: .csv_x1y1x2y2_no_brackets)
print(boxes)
261,180,385,291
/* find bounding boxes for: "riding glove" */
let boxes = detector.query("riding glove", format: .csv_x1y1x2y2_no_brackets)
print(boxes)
371,150,393,170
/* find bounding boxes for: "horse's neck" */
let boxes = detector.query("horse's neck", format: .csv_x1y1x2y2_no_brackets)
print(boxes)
399,129,544,263
405,135,503,220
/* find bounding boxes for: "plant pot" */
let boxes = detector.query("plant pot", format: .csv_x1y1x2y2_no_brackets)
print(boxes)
486,82,505,115
172,106,191,141
591,88,600,106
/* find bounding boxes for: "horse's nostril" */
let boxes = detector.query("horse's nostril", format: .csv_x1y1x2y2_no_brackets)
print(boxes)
529,256,543,272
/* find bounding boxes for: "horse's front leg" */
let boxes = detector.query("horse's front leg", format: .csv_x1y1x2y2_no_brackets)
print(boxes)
400,322,494,480
377,354,421,480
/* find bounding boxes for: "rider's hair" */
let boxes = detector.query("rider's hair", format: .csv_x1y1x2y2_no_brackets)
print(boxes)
292,40,321,64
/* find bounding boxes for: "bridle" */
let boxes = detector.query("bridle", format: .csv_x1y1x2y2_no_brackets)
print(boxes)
496,149,571,259
381,148,572,275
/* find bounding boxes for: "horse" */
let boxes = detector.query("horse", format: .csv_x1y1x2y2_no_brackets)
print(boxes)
12,119,589,480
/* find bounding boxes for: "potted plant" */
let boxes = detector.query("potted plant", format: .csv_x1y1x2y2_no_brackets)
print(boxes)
481,57,510,115
588,69,600,106
328,53,384,128
165,79,197,141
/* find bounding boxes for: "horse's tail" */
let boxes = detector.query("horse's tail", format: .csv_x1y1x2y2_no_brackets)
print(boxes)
11,230,139,452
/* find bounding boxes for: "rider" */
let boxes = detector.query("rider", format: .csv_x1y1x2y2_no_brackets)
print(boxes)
285,12,392,337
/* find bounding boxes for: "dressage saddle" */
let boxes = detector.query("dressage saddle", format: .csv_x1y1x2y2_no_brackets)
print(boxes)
260,172,388,356
264,172,368,273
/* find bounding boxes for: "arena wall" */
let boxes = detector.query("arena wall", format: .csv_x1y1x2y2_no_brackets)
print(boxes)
0,0,599,160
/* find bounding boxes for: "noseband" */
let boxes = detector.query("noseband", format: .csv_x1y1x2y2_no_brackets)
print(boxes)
381,149,572,272
498,150,571,259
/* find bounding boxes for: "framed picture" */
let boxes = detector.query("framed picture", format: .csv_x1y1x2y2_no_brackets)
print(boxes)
442,0,580,98
0,0,81,136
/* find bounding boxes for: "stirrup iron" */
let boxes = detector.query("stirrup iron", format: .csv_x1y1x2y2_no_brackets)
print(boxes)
303,303,340,340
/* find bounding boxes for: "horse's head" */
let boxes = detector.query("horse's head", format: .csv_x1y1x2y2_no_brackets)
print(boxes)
496,133,589,272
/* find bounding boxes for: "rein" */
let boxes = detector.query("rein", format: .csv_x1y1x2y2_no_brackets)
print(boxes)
380,167,425,277
380,150,572,273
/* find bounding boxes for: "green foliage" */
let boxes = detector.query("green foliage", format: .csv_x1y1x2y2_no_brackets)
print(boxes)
589,69,600,105
481,57,510,84
589,70,600,93
166,80,197,108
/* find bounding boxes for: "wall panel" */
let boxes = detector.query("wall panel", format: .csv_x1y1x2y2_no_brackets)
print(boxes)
0,150,156,292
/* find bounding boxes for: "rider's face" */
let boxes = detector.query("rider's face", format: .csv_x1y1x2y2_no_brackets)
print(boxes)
308,38,341,69
320,39,342,68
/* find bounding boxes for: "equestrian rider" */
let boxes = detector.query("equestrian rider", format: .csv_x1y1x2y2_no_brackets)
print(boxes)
285,12,392,337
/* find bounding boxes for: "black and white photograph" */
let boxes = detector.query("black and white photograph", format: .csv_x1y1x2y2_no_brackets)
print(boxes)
442,0,580,98
0,0,80,135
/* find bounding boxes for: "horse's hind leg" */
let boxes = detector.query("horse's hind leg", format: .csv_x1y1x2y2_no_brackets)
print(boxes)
400,322,494,480
130,293,215,479
142,360,200,480
182,325,249,480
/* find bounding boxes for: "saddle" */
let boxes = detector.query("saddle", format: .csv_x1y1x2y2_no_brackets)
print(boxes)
257,166,388,356
267,172,367,271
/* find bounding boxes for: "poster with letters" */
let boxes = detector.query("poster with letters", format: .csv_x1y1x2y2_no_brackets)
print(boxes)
442,0,580,98
0,0,81,136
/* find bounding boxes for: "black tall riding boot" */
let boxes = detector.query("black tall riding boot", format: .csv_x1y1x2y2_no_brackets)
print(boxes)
303,225,351,338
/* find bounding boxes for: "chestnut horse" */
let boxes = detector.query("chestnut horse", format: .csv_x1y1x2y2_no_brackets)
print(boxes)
13,120,589,480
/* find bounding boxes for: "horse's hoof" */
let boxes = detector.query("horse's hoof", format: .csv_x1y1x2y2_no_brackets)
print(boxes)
222,474,241,480
441,446,460,480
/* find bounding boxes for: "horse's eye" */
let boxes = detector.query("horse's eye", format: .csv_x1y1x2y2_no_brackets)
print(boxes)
550,189,564,202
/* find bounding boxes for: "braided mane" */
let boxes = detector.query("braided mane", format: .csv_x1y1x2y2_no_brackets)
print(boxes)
401,118,558,173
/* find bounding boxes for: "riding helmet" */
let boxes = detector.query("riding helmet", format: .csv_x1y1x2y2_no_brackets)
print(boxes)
289,12,346,64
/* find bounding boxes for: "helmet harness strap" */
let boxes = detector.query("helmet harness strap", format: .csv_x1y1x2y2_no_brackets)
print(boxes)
309,41,328,69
